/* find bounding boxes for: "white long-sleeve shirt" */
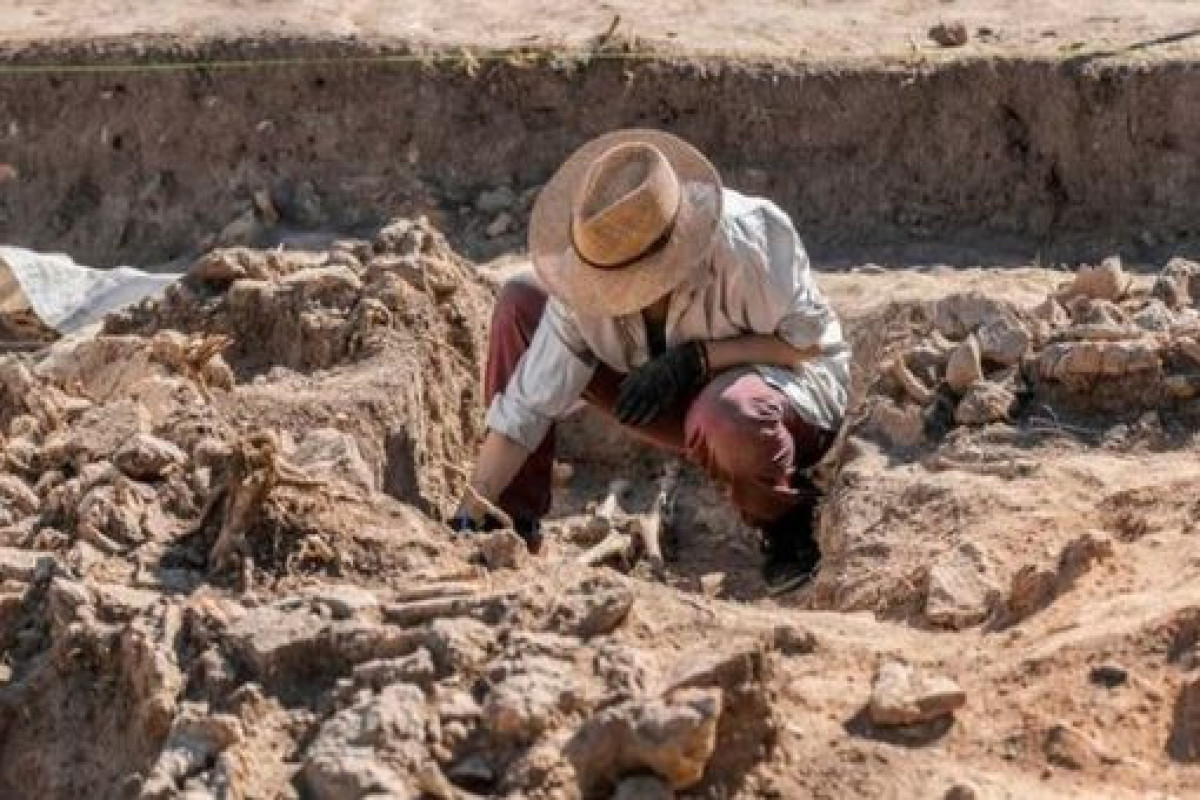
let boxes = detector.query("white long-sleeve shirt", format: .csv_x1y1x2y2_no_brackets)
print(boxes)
488,189,851,451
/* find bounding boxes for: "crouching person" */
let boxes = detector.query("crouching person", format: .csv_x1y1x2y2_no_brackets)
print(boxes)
452,129,849,592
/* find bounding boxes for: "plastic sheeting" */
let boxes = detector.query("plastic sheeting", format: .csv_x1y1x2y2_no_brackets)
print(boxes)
0,246,177,335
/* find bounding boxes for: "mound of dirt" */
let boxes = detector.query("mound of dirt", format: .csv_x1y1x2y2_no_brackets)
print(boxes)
0,217,789,800
811,256,1200,625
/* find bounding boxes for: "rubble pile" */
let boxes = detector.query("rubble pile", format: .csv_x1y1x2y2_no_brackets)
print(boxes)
862,256,1200,449
809,256,1200,639
0,218,778,799
1,227,1199,796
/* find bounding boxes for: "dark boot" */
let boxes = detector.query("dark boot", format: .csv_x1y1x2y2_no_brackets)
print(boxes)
760,478,822,593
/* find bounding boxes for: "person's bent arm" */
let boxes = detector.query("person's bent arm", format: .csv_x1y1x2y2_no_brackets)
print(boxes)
454,296,596,527
459,430,530,519
704,334,821,374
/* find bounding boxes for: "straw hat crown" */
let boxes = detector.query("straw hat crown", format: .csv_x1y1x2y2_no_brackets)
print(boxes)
531,129,723,317
571,143,682,269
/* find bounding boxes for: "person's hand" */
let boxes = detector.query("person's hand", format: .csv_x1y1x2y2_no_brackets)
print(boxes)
615,341,708,426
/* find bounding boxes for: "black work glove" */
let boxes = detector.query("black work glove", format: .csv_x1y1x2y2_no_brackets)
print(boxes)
615,341,709,426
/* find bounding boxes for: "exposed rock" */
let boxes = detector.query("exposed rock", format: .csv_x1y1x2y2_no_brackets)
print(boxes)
321,620,427,667
1169,675,1200,763
905,338,955,380
186,248,263,286
954,381,1015,426
565,688,722,791
665,640,771,696
301,683,427,799
483,660,578,739
74,478,152,549
435,688,482,723
868,660,965,726
1072,298,1129,327
1062,257,1129,302
1038,339,1161,380
1044,722,1105,770
279,265,363,307
500,741,580,799
865,398,926,449
306,584,380,620
932,294,1016,340
1153,257,1200,308
47,576,92,628
140,704,244,799
353,648,438,690
291,428,376,495
946,336,983,394
546,575,634,638
0,546,54,582
1004,565,1058,623
476,529,527,570
593,643,652,699
1058,529,1114,583
929,21,969,47
1004,530,1113,623
924,549,995,629
1178,336,1200,366
423,617,496,674
114,433,187,480
976,316,1030,366
225,606,326,677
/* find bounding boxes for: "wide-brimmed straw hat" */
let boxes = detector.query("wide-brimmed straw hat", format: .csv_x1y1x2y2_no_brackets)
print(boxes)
529,129,723,317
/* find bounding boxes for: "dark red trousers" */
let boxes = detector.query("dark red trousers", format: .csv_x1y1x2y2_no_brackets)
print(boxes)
487,278,834,528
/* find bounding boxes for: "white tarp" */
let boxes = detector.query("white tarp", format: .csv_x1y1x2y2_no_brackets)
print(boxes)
0,246,178,335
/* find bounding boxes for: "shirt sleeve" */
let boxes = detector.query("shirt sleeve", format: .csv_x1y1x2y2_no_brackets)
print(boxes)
726,200,845,353
486,297,597,452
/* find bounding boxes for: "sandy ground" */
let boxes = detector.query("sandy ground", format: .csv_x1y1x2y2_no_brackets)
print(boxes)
3,0,1200,60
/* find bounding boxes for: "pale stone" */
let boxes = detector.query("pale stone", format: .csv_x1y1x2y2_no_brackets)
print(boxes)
945,336,983,393
925,553,994,629
565,688,721,791
868,660,966,726
1063,257,1128,302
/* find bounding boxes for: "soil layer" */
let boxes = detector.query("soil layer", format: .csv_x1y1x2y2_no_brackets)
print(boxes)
3,42,1200,268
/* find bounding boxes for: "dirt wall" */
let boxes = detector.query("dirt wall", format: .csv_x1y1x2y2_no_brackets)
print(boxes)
2,42,1200,267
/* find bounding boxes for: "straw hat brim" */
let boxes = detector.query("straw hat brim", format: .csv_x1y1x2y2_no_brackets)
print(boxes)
529,129,723,318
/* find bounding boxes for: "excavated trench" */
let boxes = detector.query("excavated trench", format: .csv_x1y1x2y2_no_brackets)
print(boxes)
5,37,1200,641
5,42,1200,799
3,42,1200,270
